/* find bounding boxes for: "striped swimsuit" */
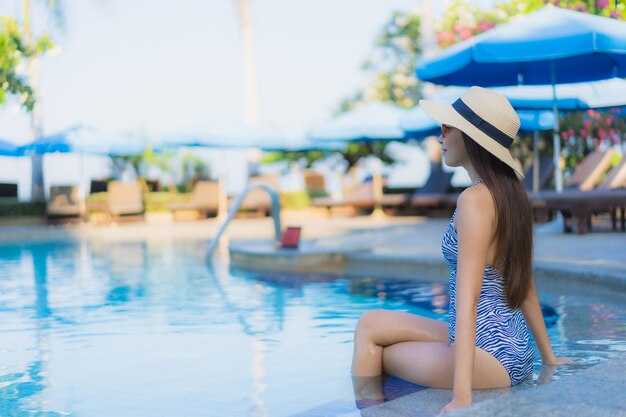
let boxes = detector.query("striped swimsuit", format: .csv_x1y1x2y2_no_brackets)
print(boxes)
442,199,534,385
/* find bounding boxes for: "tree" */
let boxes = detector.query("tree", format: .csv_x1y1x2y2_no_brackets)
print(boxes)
435,0,626,173
339,11,423,112
0,17,52,110
436,0,625,49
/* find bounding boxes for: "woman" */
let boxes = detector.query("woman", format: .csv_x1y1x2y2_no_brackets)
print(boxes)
351,87,570,413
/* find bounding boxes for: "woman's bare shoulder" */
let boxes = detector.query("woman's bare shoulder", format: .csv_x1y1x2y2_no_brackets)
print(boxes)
455,184,496,229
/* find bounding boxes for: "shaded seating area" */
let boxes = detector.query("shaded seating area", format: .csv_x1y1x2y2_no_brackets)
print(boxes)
167,181,219,219
533,151,626,234
46,185,82,224
311,168,456,217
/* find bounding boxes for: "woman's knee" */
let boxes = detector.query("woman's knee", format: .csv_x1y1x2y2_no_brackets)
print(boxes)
355,309,386,337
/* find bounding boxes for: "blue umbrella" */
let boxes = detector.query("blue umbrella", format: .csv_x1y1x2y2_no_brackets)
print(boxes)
308,102,407,142
26,124,146,156
501,78,626,110
416,6,626,86
416,5,626,191
0,139,25,157
161,127,342,152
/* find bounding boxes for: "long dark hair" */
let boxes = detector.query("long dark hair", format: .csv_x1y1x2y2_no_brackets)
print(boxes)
462,133,533,310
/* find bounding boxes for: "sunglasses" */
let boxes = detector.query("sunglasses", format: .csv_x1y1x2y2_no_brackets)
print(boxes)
441,124,450,138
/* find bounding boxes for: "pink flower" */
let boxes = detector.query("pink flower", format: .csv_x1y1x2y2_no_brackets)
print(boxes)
459,29,473,40
583,119,592,129
606,115,614,126
561,131,568,140
611,11,621,19
598,129,607,140
598,0,608,8
580,128,588,137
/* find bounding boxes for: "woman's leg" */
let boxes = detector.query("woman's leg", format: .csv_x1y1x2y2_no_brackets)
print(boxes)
382,342,511,389
351,310,449,376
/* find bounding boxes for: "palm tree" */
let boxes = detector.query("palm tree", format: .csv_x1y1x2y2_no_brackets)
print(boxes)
233,0,260,126
22,0,64,201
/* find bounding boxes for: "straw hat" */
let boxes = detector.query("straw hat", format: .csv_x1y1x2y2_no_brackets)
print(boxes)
420,86,524,178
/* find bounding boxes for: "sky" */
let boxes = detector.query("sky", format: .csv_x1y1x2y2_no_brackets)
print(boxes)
0,0,495,142
0,0,495,197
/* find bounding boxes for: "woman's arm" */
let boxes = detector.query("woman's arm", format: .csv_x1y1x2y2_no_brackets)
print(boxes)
521,277,570,365
443,188,494,410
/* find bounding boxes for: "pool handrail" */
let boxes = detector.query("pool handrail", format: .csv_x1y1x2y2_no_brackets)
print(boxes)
206,183,282,257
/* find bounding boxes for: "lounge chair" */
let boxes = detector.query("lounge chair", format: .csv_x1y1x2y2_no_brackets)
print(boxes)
106,181,144,221
407,169,457,215
563,149,614,191
89,179,109,194
168,181,219,218
236,174,281,216
0,182,18,199
302,169,327,197
523,156,555,192
523,156,555,222
535,154,626,234
46,185,82,223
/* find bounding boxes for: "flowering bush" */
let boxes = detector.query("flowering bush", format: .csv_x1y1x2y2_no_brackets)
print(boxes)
436,0,625,48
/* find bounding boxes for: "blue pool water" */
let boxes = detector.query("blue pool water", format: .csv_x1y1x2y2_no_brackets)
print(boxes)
0,239,624,417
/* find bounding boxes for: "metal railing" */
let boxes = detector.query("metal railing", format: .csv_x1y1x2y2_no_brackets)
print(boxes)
206,183,282,257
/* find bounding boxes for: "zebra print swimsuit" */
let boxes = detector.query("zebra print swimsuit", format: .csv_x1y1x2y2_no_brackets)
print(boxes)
442,187,534,385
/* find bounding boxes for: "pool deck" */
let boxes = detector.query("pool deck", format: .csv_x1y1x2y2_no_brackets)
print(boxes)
1,213,625,416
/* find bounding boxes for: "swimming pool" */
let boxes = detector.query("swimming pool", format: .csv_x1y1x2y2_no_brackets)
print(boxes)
0,239,624,417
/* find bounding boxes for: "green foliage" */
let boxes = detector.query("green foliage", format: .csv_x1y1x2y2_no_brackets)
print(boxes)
339,142,394,169
0,17,53,111
436,0,625,48
260,150,333,168
339,11,423,112
0,198,46,217
437,0,625,171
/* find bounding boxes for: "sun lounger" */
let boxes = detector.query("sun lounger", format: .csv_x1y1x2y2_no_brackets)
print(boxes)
302,169,327,198
0,182,18,199
523,157,555,222
106,181,144,221
89,179,108,194
534,155,626,234
564,149,614,191
236,174,281,216
46,185,82,223
168,181,219,218
407,170,457,215
523,156,554,192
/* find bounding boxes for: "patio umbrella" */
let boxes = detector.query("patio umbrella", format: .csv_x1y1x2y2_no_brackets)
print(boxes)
308,102,406,142
26,124,145,156
161,127,343,152
0,139,25,157
416,5,626,191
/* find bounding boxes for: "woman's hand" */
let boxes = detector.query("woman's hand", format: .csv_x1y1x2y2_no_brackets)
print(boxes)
542,356,573,366
439,396,471,414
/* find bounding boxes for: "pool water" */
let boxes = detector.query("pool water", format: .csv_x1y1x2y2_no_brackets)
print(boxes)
0,239,624,417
